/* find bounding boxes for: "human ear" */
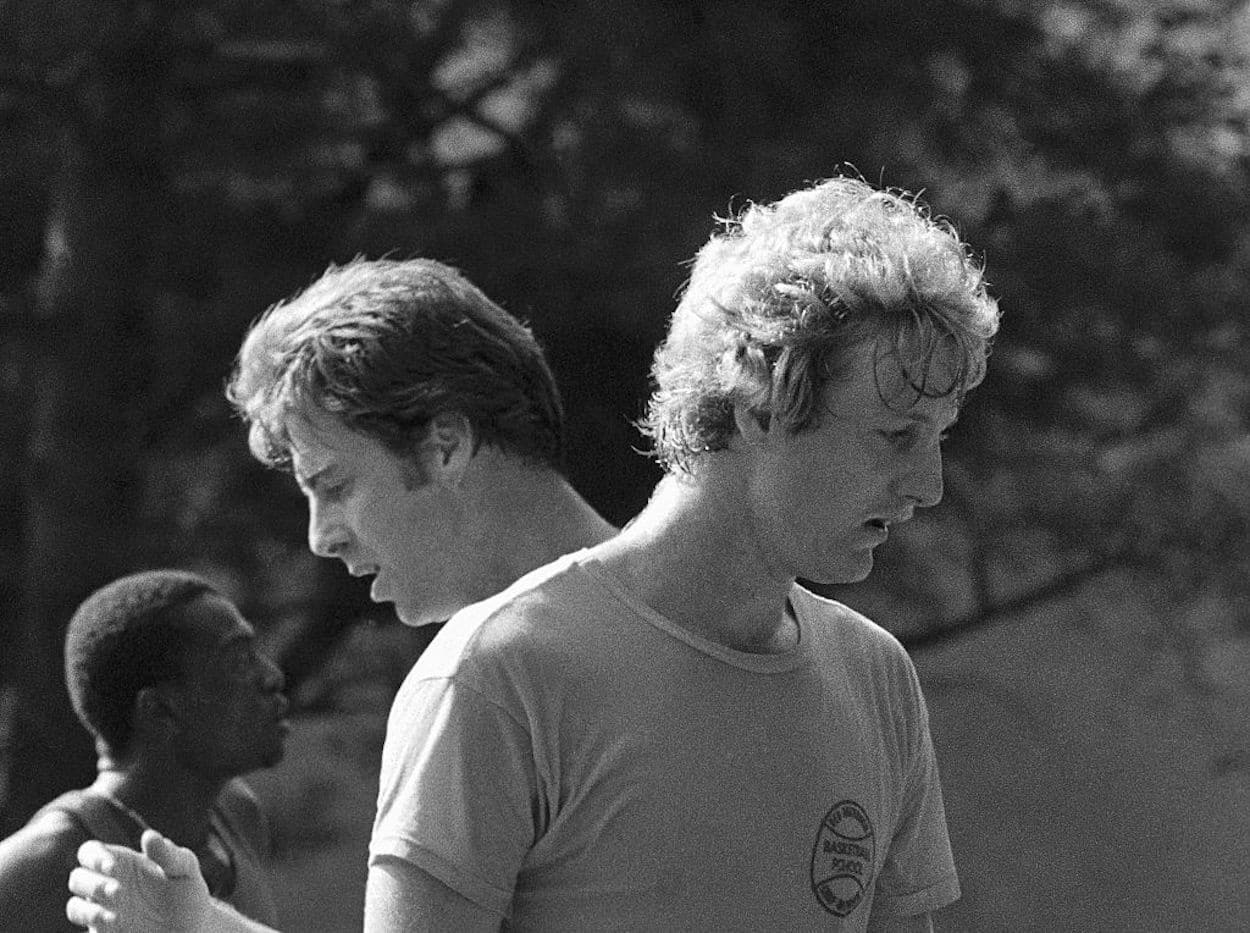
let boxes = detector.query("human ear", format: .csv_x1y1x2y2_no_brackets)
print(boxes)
732,402,771,446
133,686,180,739
423,411,475,485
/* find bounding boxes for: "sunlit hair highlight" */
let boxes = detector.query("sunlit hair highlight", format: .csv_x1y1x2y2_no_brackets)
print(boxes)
227,258,565,471
640,174,1001,472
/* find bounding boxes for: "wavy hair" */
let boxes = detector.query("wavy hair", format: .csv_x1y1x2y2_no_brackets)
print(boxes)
227,258,565,471
640,175,1001,472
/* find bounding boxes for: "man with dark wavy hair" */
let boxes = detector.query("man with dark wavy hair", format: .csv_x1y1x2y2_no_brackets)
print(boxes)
0,570,287,932
69,178,998,931
226,258,609,630
67,258,615,933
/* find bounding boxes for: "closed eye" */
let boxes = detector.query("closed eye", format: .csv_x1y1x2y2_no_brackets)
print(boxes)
881,424,954,447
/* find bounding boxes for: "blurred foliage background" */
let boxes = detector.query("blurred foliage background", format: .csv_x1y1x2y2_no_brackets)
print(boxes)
2,0,1248,928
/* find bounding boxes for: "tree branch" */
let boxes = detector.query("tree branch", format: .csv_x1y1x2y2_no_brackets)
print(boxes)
902,551,1132,652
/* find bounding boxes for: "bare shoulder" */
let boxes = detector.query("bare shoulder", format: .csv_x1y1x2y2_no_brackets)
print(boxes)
0,807,91,876
0,808,93,930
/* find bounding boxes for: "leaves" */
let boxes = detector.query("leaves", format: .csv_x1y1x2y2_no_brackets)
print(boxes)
1,0,1249,827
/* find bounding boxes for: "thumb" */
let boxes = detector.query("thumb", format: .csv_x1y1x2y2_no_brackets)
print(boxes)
140,829,199,879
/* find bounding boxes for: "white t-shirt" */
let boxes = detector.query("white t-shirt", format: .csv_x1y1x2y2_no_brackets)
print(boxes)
370,551,958,930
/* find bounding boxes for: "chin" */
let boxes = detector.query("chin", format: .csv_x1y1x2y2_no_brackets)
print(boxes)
813,553,874,586
848,563,875,584
396,603,448,628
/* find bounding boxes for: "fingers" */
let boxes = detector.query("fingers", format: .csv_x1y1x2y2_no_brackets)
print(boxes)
66,892,116,929
141,828,198,878
68,865,119,902
69,844,126,930
76,839,119,875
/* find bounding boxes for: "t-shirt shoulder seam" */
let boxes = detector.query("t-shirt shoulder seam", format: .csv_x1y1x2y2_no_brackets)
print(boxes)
792,584,906,651
423,560,586,669
409,672,533,734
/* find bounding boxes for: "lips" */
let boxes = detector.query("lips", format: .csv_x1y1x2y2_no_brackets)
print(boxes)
865,509,914,531
864,518,892,539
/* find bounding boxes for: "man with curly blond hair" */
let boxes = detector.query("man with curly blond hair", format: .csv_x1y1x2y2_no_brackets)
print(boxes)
69,177,998,932
361,175,998,931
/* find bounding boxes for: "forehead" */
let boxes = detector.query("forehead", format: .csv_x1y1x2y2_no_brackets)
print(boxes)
286,405,389,480
830,339,962,425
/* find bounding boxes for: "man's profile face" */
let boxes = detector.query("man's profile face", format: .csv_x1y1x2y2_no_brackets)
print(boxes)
286,406,487,626
740,337,960,585
169,594,288,778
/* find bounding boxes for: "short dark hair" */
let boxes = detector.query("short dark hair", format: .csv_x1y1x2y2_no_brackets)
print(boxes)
227,258,565,472
64,570,218,753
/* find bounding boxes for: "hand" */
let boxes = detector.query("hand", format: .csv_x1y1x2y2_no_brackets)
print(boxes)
66,829,212,932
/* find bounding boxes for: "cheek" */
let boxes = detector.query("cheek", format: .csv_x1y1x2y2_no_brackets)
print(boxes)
832,457,893,510
203,682,253,719
353,499,400,552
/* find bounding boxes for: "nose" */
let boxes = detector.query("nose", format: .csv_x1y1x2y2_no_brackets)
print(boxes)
900,442,944,509
307,497,348,558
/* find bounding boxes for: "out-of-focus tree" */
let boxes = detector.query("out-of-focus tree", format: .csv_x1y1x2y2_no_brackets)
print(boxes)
0,0,592,833
1,0,1247,831
1,0,187,829
826,0,1250,651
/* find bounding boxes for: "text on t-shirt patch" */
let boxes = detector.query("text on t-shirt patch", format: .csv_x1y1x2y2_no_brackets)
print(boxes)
810,799,875,917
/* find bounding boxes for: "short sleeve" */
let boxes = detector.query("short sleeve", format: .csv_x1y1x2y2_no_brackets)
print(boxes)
871,663,960,918
369,675,540,916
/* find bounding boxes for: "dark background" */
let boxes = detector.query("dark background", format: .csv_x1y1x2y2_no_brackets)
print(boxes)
2,1,1248,928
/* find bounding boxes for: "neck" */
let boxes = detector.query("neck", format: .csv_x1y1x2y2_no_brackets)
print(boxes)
92,754,225,849
470,457,617,596
595,470,798,653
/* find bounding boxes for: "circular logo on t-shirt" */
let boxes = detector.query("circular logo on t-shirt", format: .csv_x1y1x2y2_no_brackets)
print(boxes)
810,800,875,917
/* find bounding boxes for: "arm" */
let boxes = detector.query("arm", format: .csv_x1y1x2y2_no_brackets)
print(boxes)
65,830,275,933
364,855,502,933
